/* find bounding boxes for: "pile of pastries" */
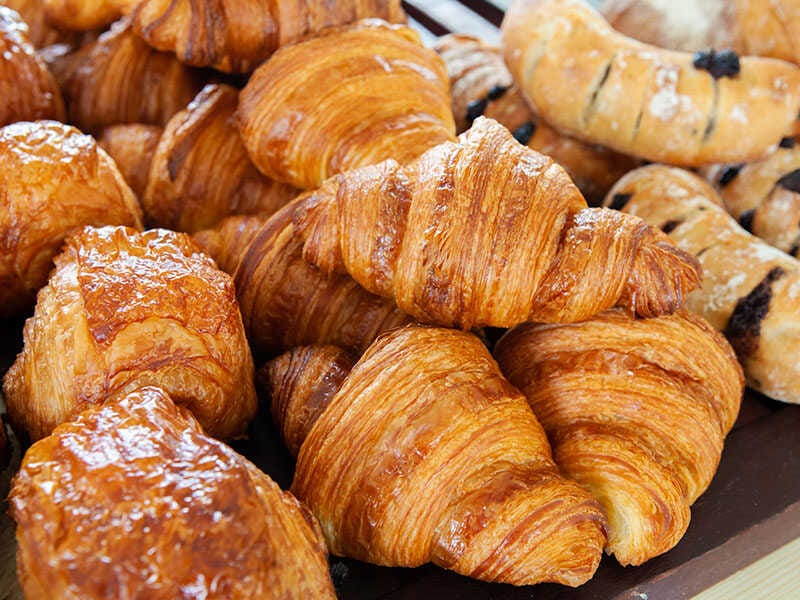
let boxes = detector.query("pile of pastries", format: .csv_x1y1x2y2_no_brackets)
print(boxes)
0,0,798,596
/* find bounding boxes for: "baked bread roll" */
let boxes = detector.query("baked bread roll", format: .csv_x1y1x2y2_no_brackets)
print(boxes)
10,386,336,600
98,123,163,198
495,309,743,565
263,327,607,586
238,19,455,189
131,0,405,73
435,33,638,204
3,225,257,440
502,0,800,166
296,117,701,329
143,84,298,233
0,120,142,317
42,0,134,31
605,164,800,404
0,7,65,126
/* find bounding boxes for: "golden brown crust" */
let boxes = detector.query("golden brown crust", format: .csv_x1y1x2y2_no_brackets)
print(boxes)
0,121,142,317
271,327,607,586
238,19,455,189
143,84,298,233
502,0,800,166
495,309,743,565
10,386,336,600
98,123,163,198
193,214,268,275
43,0,134,31
2,0,77,47
2,225,257,440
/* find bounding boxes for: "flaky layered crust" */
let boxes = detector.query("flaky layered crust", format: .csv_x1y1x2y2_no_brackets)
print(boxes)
238,19,455,189
10,387,336,600
0,121,142,317
606,164,800,404
265,327,607,586
495,309,743,565
43,0,134,31
98,123,163,198
3,225,257,439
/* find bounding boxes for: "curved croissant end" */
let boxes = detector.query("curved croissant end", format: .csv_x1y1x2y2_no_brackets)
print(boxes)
193,214,269,276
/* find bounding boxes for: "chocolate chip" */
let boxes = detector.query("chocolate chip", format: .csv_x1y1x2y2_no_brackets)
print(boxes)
608,193,632,211
487,85,509,101
465,98,488,124
718,164,743,187
725,267,785,358
779,137,796,149
512,121,536,145
739,209,755,232
660,219,683,234
693,49,741,79
777,169,800,193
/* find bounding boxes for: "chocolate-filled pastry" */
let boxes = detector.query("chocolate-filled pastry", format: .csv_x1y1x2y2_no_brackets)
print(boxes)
502,0,800,166
10,386,336,600
295,117,701,329
3,225,257,440
132,0,405,73
0,121,142,317
605,164,800,404
143,84,298,232
98,123,163,198
435,33,638,204
495,309,743,565
43,0,134,31
263,326,607,587
238,19,455,189
0,7,65,126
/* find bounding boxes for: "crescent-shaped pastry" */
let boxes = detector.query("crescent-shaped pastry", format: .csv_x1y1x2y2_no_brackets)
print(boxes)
42,0,135,31
98,123,163,198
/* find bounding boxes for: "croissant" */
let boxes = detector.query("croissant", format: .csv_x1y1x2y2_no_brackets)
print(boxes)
295,117,701,329
702,143,800,257
0,7,65,126
98,123,163,198
263,326,607,586
2,0,76,47
193,207,413,358
3,225,257,440
10,386,336,599
43,0,134,31
131,0,405,73
57,19,205,134
0,120,142,317
143,84,298,233
238,19,456,189
605,164,800,404
435,33,638,204
495,309,743,566
502,0,800,166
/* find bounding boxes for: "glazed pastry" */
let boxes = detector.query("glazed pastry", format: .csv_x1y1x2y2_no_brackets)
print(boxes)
143,84,298,232
495,309,743,565
57,19,205,134
502,0,800,166
295,117,701,329
435,33,638,203
10,386,336,599
238,19,455,189
605,164,800,404
193,208,413,358
703,144,800,257
263,326,607,586
0,7,65,126
98,123,163,198
0,121,142,317
43,0,134,31
132,0,405,73
3,225,257,440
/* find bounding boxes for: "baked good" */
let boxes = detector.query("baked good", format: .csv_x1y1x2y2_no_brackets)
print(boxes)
42,0,134,31
2,0,76,47
98,123,163,198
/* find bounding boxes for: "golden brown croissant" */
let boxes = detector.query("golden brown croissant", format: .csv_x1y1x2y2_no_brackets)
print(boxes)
0,7,65,126
143,84,298,232
435,33,638,204
42,0,134,31
495,309,743,566
10,386,336,599
0,120,142,317
238,19,456,189
605,164,800,404
131,0,405,73
3,225,257,440
57,19,205,134
502,0,800,166
98,123,163,198
295,117,701,329
263,326,607,586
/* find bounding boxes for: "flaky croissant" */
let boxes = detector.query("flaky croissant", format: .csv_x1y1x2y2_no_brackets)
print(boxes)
605,164,800,404
131,0,405,73
263,326,607,586
10,386,336,599
0,120,142,317
43,0,134,31
495,309,743,566
295,117,701,329
0,7,65,126
98,123,163,198
238,19,455,189
3,225,257,440
502,0,800,166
